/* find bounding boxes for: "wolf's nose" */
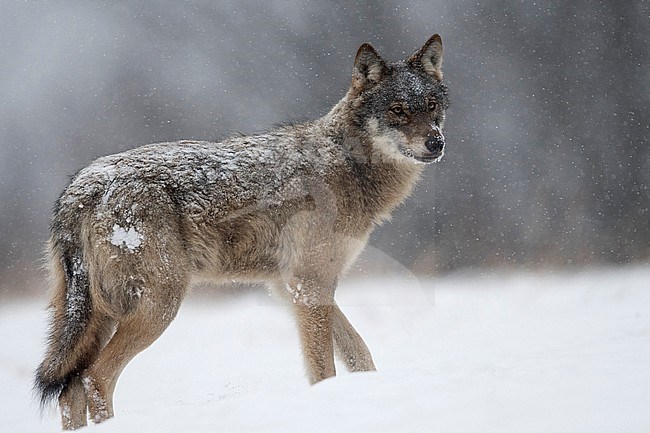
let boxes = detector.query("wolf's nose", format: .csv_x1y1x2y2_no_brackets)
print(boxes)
425,135,445,155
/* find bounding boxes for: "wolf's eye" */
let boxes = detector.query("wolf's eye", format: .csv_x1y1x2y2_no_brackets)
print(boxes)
390,105,405,115
427,100,437,111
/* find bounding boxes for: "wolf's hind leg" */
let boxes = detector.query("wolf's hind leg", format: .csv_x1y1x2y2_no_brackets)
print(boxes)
52,310,114,430
58,375,88,430
332,304,376,372
82,284,184,424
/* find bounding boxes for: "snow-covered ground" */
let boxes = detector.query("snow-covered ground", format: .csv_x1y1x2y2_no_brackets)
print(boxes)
2,266,649,432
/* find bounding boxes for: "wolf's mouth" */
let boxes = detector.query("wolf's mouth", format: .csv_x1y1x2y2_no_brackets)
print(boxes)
398,145,445,164
414,150,444,164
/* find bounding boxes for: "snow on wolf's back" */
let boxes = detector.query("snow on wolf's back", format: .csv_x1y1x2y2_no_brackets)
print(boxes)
59,132,343,220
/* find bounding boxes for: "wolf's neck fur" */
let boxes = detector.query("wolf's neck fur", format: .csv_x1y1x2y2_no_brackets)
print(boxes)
314,92,424,225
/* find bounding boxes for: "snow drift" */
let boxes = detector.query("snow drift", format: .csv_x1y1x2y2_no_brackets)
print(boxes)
2,266,649,432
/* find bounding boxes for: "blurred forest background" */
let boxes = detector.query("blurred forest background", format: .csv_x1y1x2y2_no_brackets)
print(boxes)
1,0,648,297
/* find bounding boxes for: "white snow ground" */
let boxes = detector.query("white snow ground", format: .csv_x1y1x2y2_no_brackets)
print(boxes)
2,266,649,432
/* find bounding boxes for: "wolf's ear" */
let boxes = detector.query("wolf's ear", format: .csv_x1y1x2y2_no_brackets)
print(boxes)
352,43,387,90
407,34,443,80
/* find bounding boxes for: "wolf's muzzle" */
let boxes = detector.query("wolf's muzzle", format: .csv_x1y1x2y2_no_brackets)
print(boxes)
425,133,445,157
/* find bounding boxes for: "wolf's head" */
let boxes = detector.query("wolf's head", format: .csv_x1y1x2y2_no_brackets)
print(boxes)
348,35,450,164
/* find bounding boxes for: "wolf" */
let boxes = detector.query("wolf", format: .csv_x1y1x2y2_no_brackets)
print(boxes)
34,35,449,429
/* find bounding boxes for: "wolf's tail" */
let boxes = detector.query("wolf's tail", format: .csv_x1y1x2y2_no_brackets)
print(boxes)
33,237,103,409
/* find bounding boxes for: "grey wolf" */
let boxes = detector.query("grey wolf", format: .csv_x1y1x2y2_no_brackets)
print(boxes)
34,34,449,429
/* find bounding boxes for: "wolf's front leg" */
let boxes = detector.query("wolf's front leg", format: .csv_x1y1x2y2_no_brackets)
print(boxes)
294,302,336,384
288,277,337,384
332,304,376,372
